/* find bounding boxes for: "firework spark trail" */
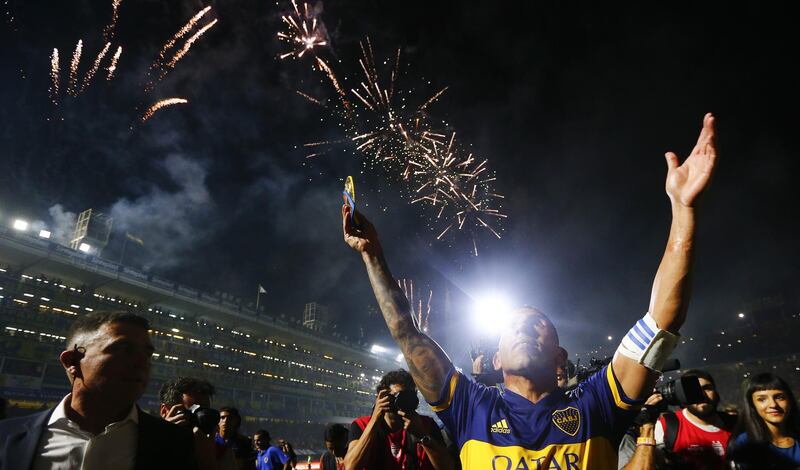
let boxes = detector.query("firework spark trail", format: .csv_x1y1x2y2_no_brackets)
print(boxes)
106,46,122,80
295,90,324,107
316,57,350,109
67,40,83,97
424,289,433,332
3,0,17,30
49,49,60,105
165,18,218,70
140,98,188,123
80,42,111,93
419,87,448,111
102,0,123,41
157,6,211,64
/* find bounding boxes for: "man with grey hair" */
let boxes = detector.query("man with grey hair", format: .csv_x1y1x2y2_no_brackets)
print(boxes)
0,310,197,469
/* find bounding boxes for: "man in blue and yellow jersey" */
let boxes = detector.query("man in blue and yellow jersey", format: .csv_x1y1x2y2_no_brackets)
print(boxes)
342,113,718,469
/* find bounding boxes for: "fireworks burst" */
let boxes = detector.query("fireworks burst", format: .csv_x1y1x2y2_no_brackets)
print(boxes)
156,6,211,62
165,18,218,69
293,37,507,253
67,40,83,97
277,0,328,59
102,0,122,42
45,2,214,124
145,8,217,92
49,49,60,105
140,98,188,123
81,42,111,93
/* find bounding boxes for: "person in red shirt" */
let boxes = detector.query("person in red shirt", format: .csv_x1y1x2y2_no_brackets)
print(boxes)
654,370,734,470
344,369,455,470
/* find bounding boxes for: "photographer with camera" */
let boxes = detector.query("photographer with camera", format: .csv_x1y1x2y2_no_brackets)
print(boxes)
619,370,734,470
159,377,237,470
344,369,455,470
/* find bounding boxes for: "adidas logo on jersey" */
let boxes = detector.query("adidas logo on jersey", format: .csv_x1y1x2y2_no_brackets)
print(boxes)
490,419,511,434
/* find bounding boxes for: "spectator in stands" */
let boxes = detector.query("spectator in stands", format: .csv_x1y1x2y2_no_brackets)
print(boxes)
345,369,455,470
217,407,255,470
159,377,235,470
254,429,291,470
730,372,800,469
320,423,348,470
0,310,197,469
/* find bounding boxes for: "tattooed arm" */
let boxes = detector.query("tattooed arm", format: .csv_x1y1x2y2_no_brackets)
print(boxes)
342,204,453,402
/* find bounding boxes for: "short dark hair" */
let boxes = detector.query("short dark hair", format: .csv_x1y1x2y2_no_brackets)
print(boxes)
254,429,270,440
682,369,716,388
324,423,348,443
66,311,149,348
159,377,216,406
219,406,240,418
377,369,416,394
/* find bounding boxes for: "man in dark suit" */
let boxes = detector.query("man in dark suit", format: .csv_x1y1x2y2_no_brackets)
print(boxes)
0,311,198,470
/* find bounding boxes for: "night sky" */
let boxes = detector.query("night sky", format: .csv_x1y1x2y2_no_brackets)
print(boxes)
1,1,798,370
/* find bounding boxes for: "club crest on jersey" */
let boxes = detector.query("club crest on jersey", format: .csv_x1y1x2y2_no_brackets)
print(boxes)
552,407,581,436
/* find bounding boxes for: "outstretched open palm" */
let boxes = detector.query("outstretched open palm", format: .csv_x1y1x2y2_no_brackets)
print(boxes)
665,113,717,207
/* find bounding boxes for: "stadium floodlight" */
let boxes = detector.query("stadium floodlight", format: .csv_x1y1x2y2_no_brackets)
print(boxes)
12,219,29,231
737,313,745,319
38,230,51,239
78,243,92,253
471,292,514,334
370,344,388,355
396,353,404,363
607,336,613,341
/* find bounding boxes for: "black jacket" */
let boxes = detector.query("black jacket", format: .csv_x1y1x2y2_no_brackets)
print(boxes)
0,406,198,470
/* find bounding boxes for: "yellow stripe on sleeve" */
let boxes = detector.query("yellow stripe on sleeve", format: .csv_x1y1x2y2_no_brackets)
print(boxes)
430,371,459,412
606,364,634,410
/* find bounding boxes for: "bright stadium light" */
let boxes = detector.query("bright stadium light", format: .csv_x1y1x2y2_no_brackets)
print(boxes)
78,243,92,253
471,292,514,334
737,313,745,319
38,230,51,239
12,219,29,231
370,344,388,355
396,353,405,363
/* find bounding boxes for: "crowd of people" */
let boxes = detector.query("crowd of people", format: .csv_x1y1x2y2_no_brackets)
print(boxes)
0,113,797,469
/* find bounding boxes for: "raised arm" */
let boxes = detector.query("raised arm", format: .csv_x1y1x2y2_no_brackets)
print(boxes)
614,113,718,398
342,204,453,403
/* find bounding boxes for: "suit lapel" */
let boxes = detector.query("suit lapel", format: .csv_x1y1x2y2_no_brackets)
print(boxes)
5,409,53,470
134,408,159,470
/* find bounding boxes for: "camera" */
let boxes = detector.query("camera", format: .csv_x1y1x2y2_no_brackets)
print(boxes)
469,340,503,386
176,404,220,435
387,389,419,414
655,375,705,407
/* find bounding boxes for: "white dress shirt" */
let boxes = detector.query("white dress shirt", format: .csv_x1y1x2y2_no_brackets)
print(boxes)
32,394,139,470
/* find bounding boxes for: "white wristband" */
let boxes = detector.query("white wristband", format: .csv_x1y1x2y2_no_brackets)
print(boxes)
616,313,679,371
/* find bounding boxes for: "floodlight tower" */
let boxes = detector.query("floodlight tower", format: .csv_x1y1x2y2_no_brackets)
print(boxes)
70,209,113,256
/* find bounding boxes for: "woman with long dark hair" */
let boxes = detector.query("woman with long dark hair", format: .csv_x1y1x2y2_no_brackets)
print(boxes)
730,372,800,468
